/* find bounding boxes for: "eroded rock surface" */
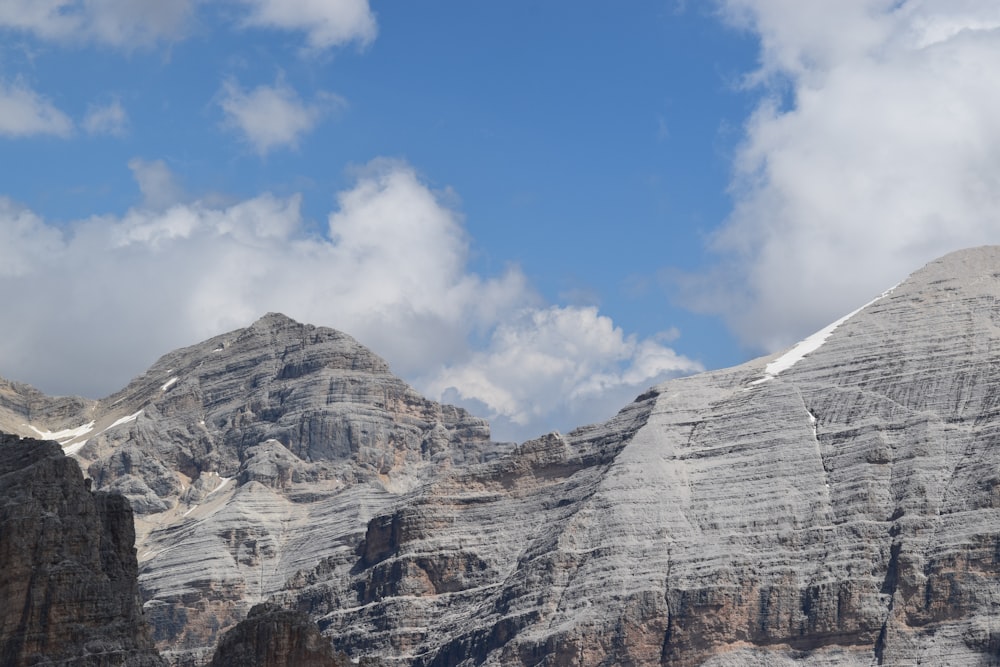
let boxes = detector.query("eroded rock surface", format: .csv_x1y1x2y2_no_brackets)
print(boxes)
9,248,1000,665
0,434,164,667
207,603,350,667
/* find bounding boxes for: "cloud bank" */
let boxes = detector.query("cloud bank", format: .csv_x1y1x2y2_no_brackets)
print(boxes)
0,159,698,442
692,0,1000,352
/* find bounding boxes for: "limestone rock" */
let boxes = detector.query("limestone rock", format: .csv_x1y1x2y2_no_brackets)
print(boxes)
0,434,164,667
207,603,349,667
11,248,1000,665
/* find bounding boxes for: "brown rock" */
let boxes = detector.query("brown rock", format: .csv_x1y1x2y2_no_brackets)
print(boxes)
207,603,348,667
0,434,164,666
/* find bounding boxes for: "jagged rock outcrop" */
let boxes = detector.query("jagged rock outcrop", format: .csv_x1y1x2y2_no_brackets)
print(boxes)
207,603,349,667
11,247,1000,665
9,313,503,664
0,434,164,667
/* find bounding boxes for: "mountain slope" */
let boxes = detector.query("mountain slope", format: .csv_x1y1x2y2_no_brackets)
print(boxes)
281,246,1000,666
7,247,1000,665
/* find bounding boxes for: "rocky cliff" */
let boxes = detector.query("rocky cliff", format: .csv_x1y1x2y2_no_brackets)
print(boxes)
207,603,350,667
0,434,165,667
9,247,1000,665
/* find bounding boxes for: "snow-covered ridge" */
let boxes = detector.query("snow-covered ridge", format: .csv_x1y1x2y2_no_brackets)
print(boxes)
750,285,898,386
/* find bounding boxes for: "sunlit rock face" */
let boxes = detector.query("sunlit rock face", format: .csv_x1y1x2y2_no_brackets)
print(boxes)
1,313,499,664
282,246,1000,666
8,247,1000,665
0,435,165,667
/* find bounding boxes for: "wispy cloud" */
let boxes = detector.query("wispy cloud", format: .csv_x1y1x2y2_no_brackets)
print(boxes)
235,0,377,52
218,77,342,155
0,79,73,137
685,1,1000,352
0,0,196,49
83,99,128,136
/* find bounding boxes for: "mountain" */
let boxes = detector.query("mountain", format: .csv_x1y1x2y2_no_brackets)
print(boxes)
7,246,1000,665
0,434,165,666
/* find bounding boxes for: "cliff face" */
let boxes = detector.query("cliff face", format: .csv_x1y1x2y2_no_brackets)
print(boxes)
282,246,1000,666
207,603,350,667
0,434,164,667
7,313,500,664
11,247,1000,665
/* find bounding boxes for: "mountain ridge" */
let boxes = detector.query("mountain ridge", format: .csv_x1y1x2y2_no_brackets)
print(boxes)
5,246,1000,665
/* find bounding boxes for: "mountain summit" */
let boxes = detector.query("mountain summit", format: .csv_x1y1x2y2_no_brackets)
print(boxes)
6,246,1000,665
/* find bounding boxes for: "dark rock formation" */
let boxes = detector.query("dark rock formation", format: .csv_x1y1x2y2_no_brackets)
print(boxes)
207,603,349,667
0,434,164,666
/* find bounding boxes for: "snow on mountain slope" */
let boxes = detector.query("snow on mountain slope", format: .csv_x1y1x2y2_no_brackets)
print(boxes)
6,248,1000,666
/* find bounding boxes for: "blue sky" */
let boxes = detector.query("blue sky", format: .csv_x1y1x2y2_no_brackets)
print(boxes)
3,1,1000,441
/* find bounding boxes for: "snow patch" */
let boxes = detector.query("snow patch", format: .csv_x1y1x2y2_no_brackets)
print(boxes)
751,285,898,386
28,421,95,444
106,410,143,431
161,377,178,391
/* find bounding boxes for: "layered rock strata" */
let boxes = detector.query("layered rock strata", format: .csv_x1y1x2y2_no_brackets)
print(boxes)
0,434,164,667
281,246,1000,665
9,248,1000,665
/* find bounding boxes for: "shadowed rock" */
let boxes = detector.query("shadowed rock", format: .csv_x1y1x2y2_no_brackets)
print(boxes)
0,434,164,667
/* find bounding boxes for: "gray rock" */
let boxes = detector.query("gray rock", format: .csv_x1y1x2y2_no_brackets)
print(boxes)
11,248,1000,665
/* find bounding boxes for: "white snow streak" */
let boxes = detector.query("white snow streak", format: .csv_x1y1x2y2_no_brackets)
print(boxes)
161,377,178,391
106,410,143,431
750,285,897,386
27,421,95,444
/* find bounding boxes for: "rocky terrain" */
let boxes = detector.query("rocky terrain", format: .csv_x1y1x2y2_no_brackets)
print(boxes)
7,246,1000,665
207,602,350,667
0,434,164,666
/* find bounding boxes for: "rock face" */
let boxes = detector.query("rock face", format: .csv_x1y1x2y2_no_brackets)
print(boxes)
207,603,349,667
0,434,164,667
10,247,1000,665
8,313,501,664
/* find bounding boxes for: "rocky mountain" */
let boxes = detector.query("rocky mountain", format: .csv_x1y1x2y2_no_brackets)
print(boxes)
8,246,1000,665
0,434,165,667
207,603,351,667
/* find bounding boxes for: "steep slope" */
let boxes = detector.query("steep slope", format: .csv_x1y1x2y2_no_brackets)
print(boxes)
8,247,1000,665
11,313,501,664
207,603,351,667
0,434,164,667
276,245,1000,665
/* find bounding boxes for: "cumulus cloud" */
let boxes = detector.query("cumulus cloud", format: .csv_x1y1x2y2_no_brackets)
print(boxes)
83,99,128,136
219,78,340,155
0,159,697,441
0,80,73,137
426,307,702,440
236,0,377,51
690,1,1000,352
0,0,195,48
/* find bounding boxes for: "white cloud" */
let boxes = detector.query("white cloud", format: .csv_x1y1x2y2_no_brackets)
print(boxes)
691,1,1000,352
219,78,340,155
0,0,195,48
0,159,698,441
236,0,377,51
426,307,702,440
83,99,128,136
128,158,184,210
0,80,73,137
